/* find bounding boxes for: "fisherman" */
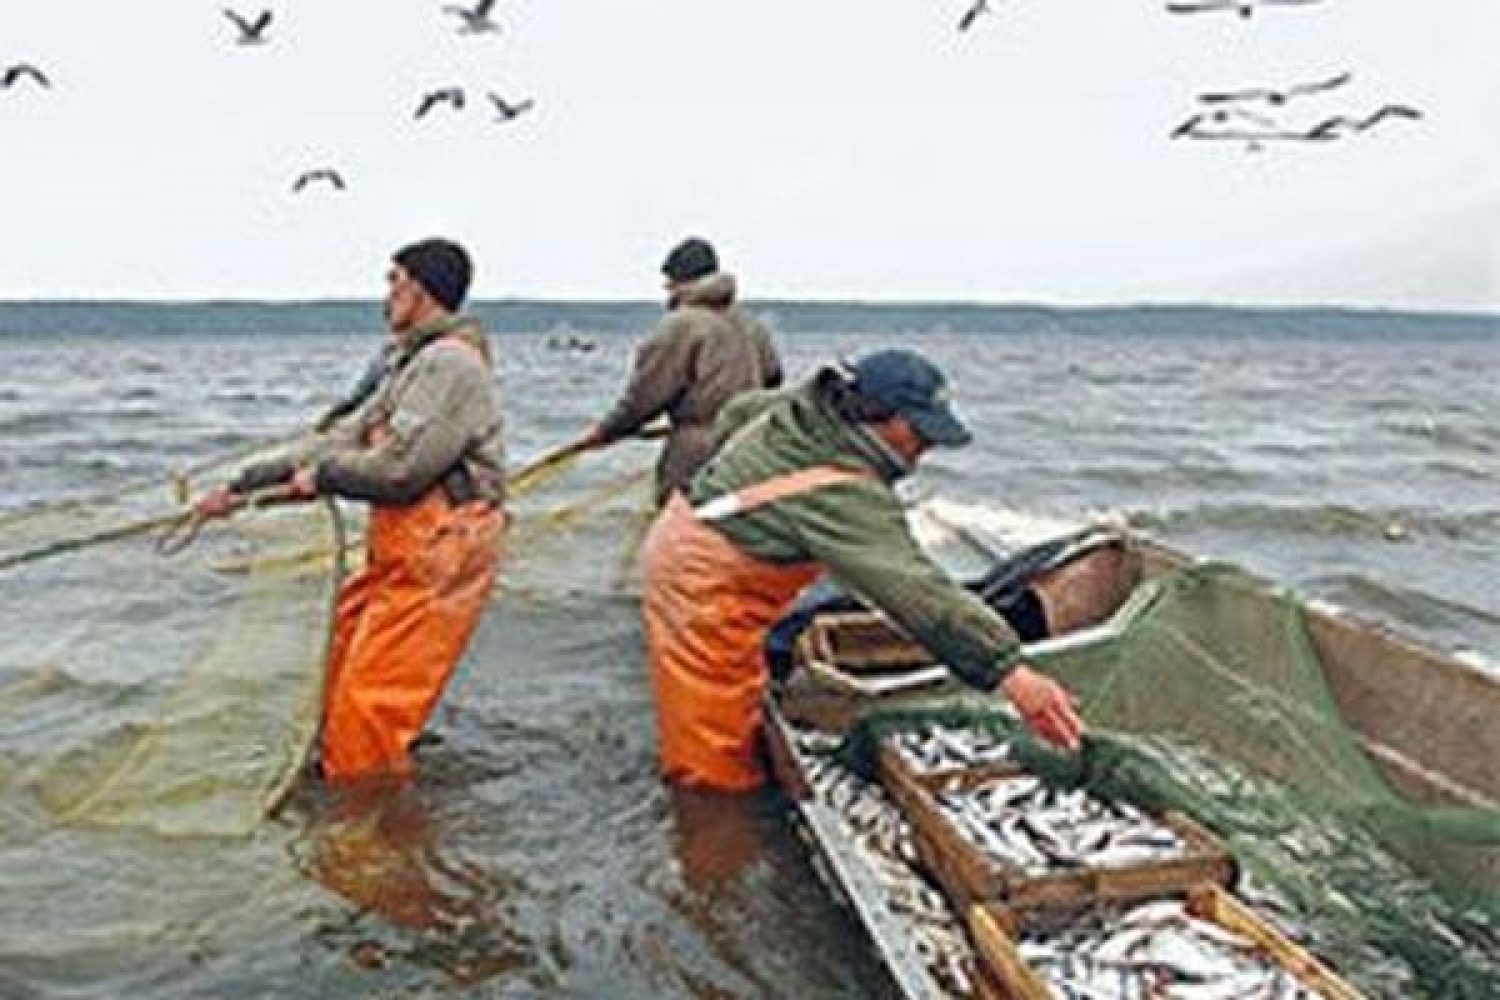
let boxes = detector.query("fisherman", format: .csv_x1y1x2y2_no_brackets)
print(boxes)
195,238,506,782
567,237,783,507
641,349,1084,791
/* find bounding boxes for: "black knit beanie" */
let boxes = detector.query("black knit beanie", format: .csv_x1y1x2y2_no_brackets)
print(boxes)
661,237,718,284
393,238,472,312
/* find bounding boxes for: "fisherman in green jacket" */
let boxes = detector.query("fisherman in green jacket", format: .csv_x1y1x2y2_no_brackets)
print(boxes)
640,348,1082,791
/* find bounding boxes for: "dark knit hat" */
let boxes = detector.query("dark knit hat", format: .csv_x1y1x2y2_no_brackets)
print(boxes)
393,238,472,312
661,237,718,284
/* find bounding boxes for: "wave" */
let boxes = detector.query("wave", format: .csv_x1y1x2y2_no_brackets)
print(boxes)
1131,502,1500,542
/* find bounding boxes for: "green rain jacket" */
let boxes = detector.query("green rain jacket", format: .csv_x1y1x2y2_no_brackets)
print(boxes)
686,379,1021,690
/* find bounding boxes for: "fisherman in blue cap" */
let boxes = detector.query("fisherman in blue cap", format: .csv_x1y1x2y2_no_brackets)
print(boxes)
640,348,1085,791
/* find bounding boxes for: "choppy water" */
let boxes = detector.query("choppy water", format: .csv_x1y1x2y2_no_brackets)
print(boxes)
0,306,1496,998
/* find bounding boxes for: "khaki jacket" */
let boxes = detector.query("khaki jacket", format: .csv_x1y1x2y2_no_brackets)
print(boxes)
597,273,782,505
316,317,505,506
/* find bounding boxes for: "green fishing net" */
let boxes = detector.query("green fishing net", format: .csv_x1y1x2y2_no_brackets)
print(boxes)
836,563,1500,999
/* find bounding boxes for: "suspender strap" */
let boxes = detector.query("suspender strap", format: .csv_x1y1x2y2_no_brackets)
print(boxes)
693,465,871,522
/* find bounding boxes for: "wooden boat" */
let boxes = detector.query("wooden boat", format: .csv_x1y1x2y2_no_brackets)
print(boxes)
763,502,1499,999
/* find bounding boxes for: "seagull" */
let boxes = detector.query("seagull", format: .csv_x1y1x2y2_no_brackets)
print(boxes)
223,8,273,45
487,93,534,122
1305,105,1424,140
415,87,465,119
292,169,346,194
1198,71,1353,107
443,0,500,34
957,0,992,32
1166,0,1324,17
1170,107,1278,139
1,63,50,89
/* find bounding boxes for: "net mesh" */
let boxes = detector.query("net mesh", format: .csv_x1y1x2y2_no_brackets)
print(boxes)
0,448,344,838
836,562,1500,998
0,437,656,840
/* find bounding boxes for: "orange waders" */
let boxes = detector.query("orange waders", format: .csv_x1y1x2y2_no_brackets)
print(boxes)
321,488,502,781
640,467,867,791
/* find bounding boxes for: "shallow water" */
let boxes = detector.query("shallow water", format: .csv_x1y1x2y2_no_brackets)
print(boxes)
0,313,1496,997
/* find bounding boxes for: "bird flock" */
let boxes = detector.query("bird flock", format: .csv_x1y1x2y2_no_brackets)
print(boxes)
1161,0,1423,147
2,1,1430,198
3,4,536,198
954,0,1423,150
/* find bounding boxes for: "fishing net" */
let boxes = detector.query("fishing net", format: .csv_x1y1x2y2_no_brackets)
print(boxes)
0,445,344,838
0,434,657,840
835,562,1500,999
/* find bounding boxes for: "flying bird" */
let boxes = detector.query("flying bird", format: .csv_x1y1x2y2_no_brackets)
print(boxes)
957,0,992,32
1198,71,1353,107
1166,0,1324,16
1305,105,1424,140
443,0,500,34
488,93,534,122
223,8,273,45
1170,107,1278,139
415,87,465,119
292,169,346,194
1,63,51,90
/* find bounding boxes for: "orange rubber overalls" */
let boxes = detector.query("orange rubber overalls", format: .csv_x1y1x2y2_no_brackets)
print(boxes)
641,466,868,791
319,342,504,783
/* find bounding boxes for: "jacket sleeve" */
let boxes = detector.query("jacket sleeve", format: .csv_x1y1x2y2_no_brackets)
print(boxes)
228,417,362,494
314,346,481,505
783,483,1023,690
595,315,695,441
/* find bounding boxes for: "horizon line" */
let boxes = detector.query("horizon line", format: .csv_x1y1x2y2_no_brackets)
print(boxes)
0,296,1496,322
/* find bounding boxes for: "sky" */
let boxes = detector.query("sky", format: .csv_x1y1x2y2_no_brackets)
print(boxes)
0,1,1496,310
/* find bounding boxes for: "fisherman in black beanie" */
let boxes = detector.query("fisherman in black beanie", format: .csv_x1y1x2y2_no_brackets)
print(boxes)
393,238,472,314
566,234,784,506
192,232,505,783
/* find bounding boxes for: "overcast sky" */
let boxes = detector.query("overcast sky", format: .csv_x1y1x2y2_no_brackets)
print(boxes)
0,1,1495,309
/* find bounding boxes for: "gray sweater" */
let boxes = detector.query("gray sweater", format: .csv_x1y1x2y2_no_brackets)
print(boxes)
235,318,506,508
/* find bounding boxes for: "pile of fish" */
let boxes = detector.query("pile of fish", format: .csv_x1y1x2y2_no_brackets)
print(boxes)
1018,899,1323,999
793,728,978,998
785,722,1339,999
886,723,1018,775
935,776,1188,874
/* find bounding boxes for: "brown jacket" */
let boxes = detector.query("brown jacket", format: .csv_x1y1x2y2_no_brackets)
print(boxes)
596,272,782,505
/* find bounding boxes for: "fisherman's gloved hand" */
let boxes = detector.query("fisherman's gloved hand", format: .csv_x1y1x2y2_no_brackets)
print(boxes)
1001,664,1083,752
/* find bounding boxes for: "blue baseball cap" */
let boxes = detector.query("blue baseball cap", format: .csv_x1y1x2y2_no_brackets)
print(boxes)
849,349,973,447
